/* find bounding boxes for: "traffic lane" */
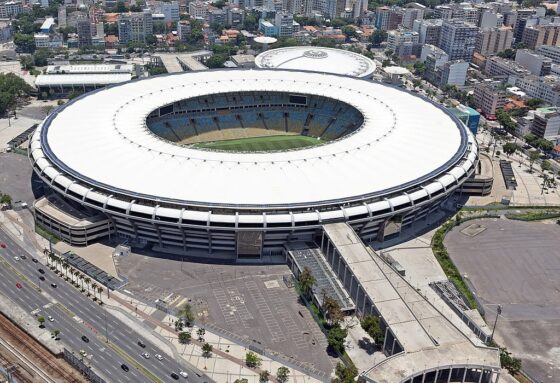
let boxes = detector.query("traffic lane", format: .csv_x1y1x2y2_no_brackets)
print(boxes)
0,248,150,383
0,262,149,382
0,231,202,383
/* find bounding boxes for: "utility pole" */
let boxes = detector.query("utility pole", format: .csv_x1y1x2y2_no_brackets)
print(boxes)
490,305,502,343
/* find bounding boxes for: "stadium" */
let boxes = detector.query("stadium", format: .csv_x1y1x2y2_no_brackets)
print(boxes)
29,69,478,259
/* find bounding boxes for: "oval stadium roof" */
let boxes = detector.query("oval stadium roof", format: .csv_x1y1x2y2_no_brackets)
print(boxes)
255,46,376,78
34,69,467,208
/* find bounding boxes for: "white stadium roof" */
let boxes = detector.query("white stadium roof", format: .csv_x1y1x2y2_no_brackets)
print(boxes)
36,69,467,208
255,47,376,78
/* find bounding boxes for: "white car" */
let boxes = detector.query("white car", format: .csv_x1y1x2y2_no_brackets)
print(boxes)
179,371,188,378
155,354,163,361
48,315,54,322
142,352,150,359
14,256,20,261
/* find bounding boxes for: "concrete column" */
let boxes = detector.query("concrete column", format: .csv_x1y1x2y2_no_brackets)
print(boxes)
447,367,452,383
391,337,397,355
478,368,484,383
382,327,389,351
421,371,426,383
462,367,468,383
434,369,439,383
494,371,500,383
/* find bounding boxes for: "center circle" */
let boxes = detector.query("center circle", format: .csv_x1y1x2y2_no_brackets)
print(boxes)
145,91,364,153
303,49,329,59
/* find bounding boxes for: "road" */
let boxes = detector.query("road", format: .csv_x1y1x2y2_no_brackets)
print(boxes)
0,228,208,383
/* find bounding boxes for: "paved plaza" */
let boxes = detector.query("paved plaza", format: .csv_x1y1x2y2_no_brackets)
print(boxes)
445,219,560,383
115,254,337,378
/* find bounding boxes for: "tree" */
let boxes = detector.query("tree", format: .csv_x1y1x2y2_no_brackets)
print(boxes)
91,282,98,299
234,379,249,383
327,325,347,354
529,150,540,172
297,266,315,298
33,48,51,67
524,133,537,145
85,277,91,296
178,331,191,344
361,315,384,345
97,287,103,303
502,142,519,157
259,370,270,383
536,138,554,151
331,362,358,383
206,54,227,68
180,303,195,325
546,8,557,16
370,29,387,47
541,159,552,172
37,316,45,327
526,98,544,109
497,48,516,60
14,33,36,53
500,347,522,375
276,366,290,383
245,351,262,368
341,25,357,39
323,296,344,325
51,329,60,340
197,327,206,341
201,342,212,357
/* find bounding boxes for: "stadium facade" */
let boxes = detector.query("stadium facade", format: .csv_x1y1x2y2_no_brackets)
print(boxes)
30,69,478,259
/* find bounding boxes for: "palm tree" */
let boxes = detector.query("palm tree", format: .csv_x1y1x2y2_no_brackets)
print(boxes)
62,260,69,279
79,274,84,291
44,249,50,266
73,270,80,286
91,282,98,300
97,287,103,303
85,277,91,296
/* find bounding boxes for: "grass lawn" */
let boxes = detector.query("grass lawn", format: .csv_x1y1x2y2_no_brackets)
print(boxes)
192,135,325,152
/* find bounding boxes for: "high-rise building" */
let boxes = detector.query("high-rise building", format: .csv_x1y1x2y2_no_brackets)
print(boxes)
274,12,294,37
536,45,560,64
77,17,92,47
177,20,191,42
188,1,208,19
375,6,402,31
440,60,468,86
413,18,442,45
514,75,560,107
58,6,67,28
0,1,23,18
226,7,244,29
118,10,153,44
515,49,552,76
438,20,477,62
475,26,513,57
531,107,560,143
387,29,419,51
401,6,425,29
473,82,506,117
485,56,531,78
521,24,560,50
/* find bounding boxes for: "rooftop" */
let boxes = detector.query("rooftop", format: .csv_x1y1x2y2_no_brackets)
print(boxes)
255,46,376,78
34,69,467,208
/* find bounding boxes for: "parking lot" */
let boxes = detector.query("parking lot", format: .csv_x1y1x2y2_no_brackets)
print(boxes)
115,253,337,377
445,218,560,383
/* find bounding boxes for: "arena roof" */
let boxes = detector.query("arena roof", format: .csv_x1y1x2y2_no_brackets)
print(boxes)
255,47,376,78
34,69,468,208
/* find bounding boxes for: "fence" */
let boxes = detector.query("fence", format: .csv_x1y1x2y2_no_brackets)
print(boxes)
63,349,106,383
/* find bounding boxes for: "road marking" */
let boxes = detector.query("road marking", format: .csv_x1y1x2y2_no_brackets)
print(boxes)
105,341,163,383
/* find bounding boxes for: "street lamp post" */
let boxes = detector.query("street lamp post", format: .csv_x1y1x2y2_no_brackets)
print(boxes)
490,305,502,343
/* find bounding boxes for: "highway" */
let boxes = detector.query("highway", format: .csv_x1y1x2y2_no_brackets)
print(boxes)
0,228,207,383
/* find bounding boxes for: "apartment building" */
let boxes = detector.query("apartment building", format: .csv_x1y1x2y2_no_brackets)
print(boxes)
515,49,552,76
475,26,513,57
473,82,507,116
438,20,478,61
521,24,560,50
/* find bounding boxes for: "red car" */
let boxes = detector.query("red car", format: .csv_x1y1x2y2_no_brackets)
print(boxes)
0,243,6,248
15,283,22,289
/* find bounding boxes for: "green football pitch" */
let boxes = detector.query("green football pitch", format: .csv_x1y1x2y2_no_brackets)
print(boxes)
192,135,325,152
